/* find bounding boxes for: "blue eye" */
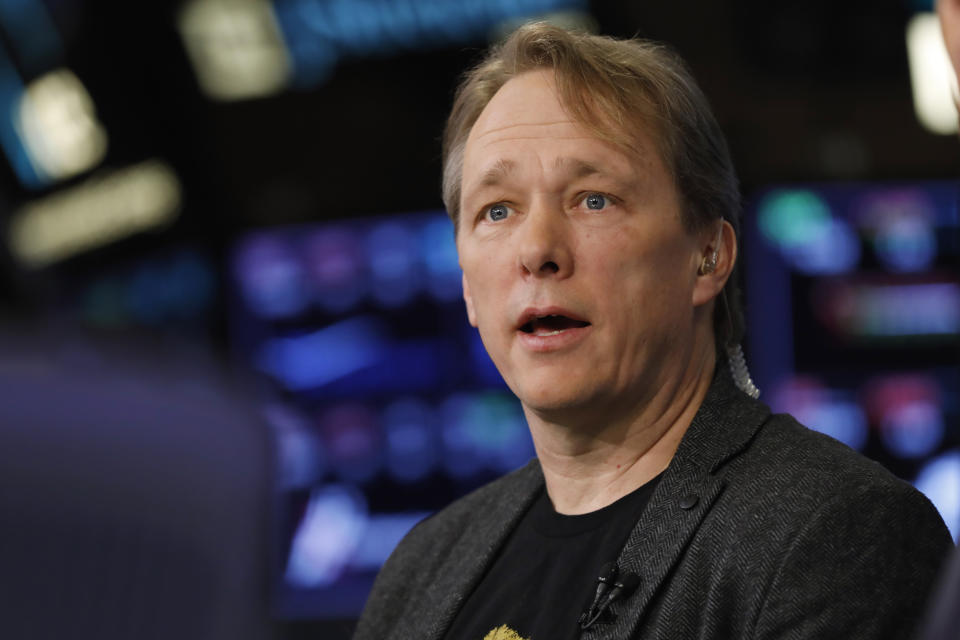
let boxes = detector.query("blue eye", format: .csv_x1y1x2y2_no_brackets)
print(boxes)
585,193,607,210
487,204,510,221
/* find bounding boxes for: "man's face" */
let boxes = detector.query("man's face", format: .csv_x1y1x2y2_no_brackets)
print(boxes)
456,69,711,423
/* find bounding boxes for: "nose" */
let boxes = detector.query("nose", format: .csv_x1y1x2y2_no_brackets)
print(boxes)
517,201,573,278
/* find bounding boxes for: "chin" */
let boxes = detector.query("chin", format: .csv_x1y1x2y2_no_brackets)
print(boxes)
515,381,596,416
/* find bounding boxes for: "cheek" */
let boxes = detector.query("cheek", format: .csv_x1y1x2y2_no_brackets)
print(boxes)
462,265,507,335
591,233,694,320
586,227,678,279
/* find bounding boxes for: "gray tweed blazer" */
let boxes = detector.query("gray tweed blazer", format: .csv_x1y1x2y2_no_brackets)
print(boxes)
354,369,953,639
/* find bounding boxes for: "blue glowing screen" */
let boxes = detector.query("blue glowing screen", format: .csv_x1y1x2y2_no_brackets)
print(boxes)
229,211,535,618
745,182,960,539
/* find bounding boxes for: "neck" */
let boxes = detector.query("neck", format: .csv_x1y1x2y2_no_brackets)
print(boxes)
526,338,717,515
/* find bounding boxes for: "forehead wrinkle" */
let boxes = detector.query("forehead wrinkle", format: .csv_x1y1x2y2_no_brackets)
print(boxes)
471,119,576,141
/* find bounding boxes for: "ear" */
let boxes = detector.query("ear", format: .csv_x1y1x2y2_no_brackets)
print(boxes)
462,273,478,327
692,220,737,307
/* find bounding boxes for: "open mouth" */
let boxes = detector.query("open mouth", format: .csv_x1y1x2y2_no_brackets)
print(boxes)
519,314,591,336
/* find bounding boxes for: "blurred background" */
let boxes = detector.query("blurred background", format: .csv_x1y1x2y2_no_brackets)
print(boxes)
0,0,956,638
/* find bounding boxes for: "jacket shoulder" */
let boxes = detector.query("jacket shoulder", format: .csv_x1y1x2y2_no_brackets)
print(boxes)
742,412,934,498
722,411,949,543
722,413,952,638
399,459,543,552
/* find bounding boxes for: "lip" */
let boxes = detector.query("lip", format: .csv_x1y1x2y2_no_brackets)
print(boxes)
515,306,590,331
515,306,592,353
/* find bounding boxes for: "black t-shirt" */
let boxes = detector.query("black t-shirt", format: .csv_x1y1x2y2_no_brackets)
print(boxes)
443,474,663,640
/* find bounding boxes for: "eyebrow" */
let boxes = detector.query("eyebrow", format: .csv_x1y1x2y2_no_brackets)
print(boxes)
554,157,604,179
475,159,517,189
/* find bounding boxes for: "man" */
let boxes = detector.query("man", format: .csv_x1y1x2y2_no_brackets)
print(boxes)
354,23,952,640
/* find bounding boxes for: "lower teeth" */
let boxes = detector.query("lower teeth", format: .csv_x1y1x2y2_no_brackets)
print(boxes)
535,330,561,337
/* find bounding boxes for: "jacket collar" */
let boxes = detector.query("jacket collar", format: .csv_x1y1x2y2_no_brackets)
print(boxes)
599,364,771,639
665,361,771,476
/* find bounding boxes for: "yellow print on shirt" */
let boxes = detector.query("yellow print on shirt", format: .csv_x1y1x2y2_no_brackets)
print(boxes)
483,625,530,640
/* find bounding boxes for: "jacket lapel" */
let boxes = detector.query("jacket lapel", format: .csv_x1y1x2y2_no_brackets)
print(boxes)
416,461,545,640
597,367,771,639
